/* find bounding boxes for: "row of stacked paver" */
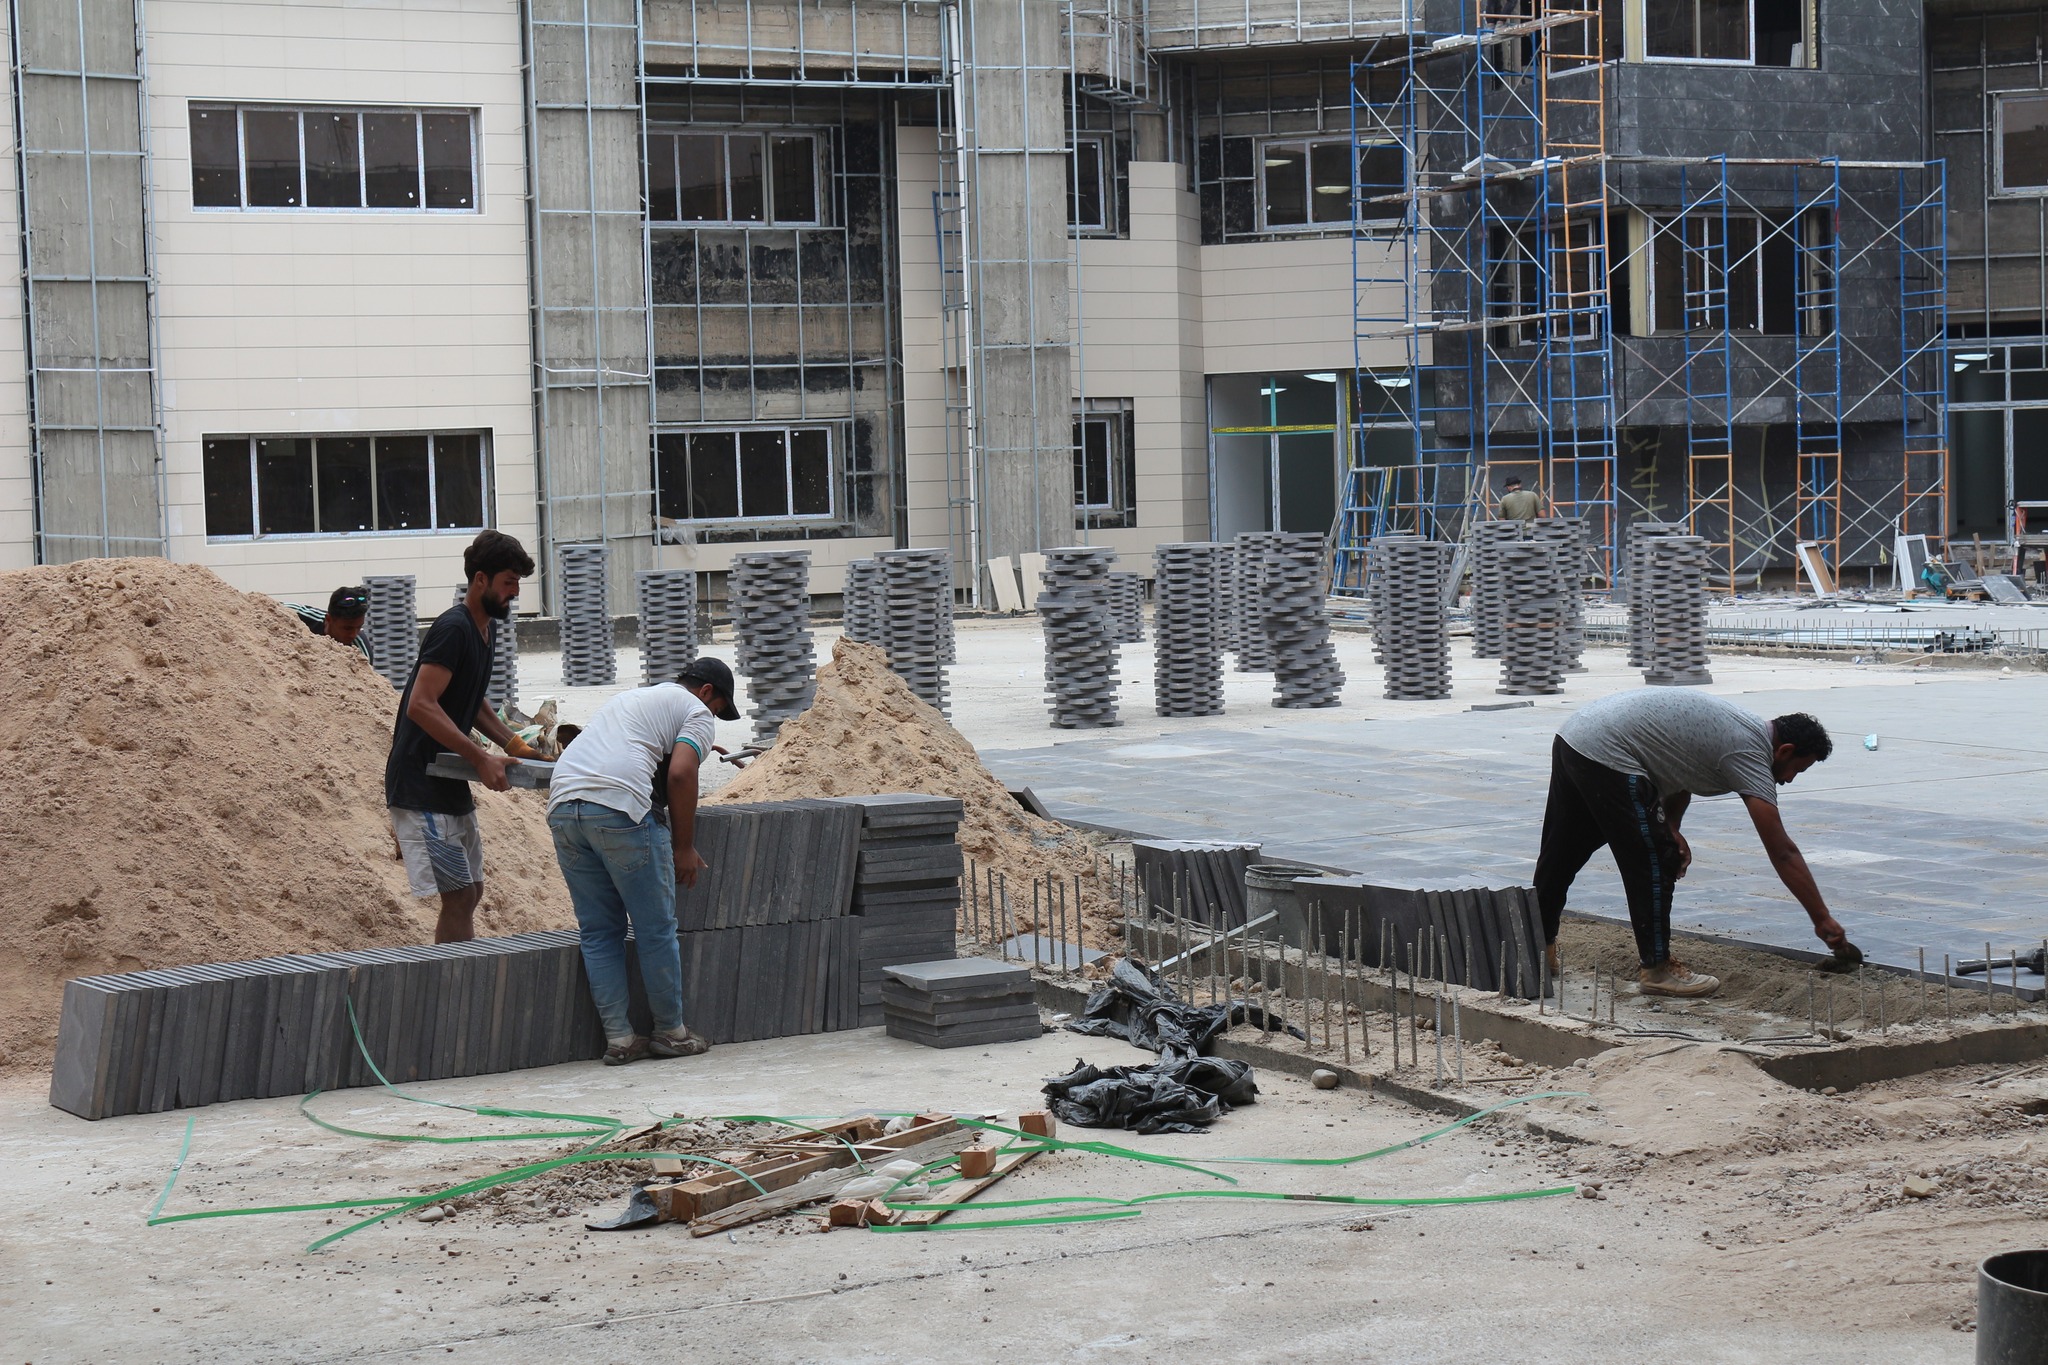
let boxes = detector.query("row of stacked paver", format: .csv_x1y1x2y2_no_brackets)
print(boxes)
1623,521,1689,668
1639,533,1714,685
1151,541,1228,716
1231,533,1280,672
1105,571,1146,644
635,568,699,686
729,550,817,744
1524,516,1588,673
1131,838,1263,929
882,958,1039,1049
876,547,954,714
1038,544,1121,727
49,794,967,1118
1375,536,1455,700
840,558,882,644
363,574,419,688
1292,874,1550,1000
557,542,617,687
1495,538,1568,696
1467,520,1523,660
1262,531,1345,708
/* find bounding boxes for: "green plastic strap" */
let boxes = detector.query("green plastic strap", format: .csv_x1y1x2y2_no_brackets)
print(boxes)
871,1183,1577,1232
868,1210,1145,1232
296,1091,618,1146
147,1118,195,1220
1198,1091,1588,1166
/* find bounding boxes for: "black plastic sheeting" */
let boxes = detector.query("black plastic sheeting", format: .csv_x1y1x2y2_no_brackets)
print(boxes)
1045,958,1299,1135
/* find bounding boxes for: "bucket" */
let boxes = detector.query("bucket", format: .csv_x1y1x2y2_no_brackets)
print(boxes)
1979,1250,2048,1364
1244,864,1306,948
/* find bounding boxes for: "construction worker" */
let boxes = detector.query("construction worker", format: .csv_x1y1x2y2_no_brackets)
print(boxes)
1532,689,1847,997
384,531,540,944
545,658,742,1065
1497,475,1539,523
288,585,374,665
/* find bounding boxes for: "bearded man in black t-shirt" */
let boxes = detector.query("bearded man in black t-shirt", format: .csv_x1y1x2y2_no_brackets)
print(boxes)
384,530,537,943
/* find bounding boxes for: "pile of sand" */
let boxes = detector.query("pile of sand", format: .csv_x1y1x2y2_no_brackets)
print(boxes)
0,558,574,1072
712,638,1118,944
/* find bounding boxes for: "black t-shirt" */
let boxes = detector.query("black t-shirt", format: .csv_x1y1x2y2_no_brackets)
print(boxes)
384,604,495,814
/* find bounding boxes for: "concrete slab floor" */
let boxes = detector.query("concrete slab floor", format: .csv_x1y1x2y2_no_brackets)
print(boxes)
2,1023,2011,1364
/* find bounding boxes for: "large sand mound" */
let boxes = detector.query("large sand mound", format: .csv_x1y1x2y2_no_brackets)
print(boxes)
0,558,573,1072
713,637,1118,943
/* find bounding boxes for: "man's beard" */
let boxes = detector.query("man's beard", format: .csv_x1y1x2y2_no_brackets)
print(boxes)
482,591,514,621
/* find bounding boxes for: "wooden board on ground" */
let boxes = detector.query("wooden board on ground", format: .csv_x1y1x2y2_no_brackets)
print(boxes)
686,1128,975,1236
893,1145,1042,1227
649,1114,957,1223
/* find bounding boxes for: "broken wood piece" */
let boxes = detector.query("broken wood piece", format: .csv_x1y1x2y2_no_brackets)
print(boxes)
685,1127,975,1237
648,1116,891,1222
957,1144,998,1179
893,1147,1042,1228
1017,1110,1056,1139
827,1199,867,1227
650,1157,690,1178
865,1198,897,1226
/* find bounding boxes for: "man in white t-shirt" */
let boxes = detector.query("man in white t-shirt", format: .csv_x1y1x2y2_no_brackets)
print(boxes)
546,657,740,1065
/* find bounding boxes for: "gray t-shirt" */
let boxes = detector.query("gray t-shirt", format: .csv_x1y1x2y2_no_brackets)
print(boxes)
547,683,718,823
1558,690,1778,805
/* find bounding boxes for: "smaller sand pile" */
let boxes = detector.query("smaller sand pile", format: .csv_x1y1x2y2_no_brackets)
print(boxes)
711,638,1119,946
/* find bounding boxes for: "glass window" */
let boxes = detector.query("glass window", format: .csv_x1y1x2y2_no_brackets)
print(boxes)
1262,142,1308,228
374,435,432,530
202,438,253,536
770,135,817,224
654,130,822,226
433,433,485,528
653,427,835,522
1073,419,1114,509
316,437,373,533
728,134,766,223
1069,138,1106,232
423,113,474,209
242,109,302,208
1356,143,1405,222
256,437,315,534
363,112,421,208
654,432,691,521
303,112,361,209
738,429,788,516
1308,141,1353,224
690,431,740,520
2001,95,2048,193
647,133,680,223
675,134,725,221
1647,213,1782,333
789,429,832,515
1646,0,1752,60
190,103,474,213
190,107,241,207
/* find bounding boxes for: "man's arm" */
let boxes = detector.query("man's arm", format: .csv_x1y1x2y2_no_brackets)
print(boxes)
1663,791,1693,878
1742,794,1847,950
406,664,510,791
666,741,708,889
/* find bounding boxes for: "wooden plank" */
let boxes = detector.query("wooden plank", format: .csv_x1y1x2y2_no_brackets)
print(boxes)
651,1114,957,1223
686,1128,975,1236
894,1145,1042,1227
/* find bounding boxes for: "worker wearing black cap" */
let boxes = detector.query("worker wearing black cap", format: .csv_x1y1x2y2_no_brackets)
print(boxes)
545,657,742,1065
287,585,374,665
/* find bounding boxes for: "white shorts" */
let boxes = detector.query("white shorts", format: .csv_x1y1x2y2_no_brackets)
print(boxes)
390,807,485,897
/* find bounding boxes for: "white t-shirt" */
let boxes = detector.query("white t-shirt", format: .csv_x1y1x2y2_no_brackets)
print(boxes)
546,683,719,822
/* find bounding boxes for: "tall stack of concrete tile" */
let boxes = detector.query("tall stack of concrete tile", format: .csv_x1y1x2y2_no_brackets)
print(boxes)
558,543,617,687
729,550,817,744
1525,517,1587,672
825,793,965,1027
875,547,953,715
1038,545,1121,728
1624,521,1689,668
1132,838,1262,928
1468,520,1523,659
1216,542,1240,658
1105,571,1146,644
1364,532,1420,666
1641,535,1714,686
1151,541,1226,717
1232,532,1280,671
1293,874,1548,999
50,794,965,1119
882,959,1038,1049
841,558,881,644
362,574,418,688
451,586,519,709
1263,531,1345,708
1377,537,1455,700
1496,539,1567,696
635,568,699,685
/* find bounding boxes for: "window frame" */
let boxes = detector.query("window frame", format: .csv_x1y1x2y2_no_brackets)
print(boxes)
643,128,826,227
1068,134,1110,235
1071,401,1136,529
1642,0,1755,65
1256,135,1367,233
187,102,481,214
1996,92,2048,197
1633,0,1815,67
652,424,838,526
201,431,493,541
1645,211,1768,334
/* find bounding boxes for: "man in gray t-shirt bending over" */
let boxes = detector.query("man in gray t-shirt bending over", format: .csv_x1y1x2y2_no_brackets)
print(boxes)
1535,688,1847,997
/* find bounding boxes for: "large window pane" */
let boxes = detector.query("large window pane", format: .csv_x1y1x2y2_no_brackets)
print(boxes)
770,135,817,224
1698,0,1750,59
1357,144,1404,221
1069,139,1104,230
243,110,302,208
363,112,420,208
316,437,373,532
303,112,361,209
789,429,831,515
2003,97,2048,192
1309,141,1352,224
202,438,253,535
738,429,788,515
689,432,739,519
1652,221,1684,332
1646,0,1694,56
190,107,241,207
433,434,485,527
728,134,765,223
256,438,315,534
654,433,690,520
374,435,431,529
647,133,680,222
676,134,725,221
422,113,473,209
1074,420,1113,508
1728,216,1760,330
1263,143,1306,227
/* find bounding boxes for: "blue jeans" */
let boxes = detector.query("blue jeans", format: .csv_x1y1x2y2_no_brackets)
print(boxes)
548,799,685,1043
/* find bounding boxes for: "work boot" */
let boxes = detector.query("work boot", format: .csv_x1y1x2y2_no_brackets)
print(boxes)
650,1028,710,1059
1638,958,1720,998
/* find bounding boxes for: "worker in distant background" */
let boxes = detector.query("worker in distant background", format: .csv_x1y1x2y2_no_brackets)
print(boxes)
288,585,374,665
1497,475,1540,523
385,531,540,943
545,657,741,1065
1532,689,1848,998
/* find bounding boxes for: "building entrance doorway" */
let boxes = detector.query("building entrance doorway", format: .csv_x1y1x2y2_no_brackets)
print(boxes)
1208,372,1342,540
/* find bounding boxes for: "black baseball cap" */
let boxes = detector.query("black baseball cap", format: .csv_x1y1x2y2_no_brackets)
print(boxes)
676,658,742,721
328,585,369,619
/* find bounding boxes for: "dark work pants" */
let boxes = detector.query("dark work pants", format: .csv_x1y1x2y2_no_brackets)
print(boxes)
1533,735,1682,968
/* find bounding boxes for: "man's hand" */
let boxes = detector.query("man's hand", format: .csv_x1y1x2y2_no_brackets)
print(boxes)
474,752,513,792
1670,829,1692,880
674,845,708,889
1812,915,1849,951
503,734,540,761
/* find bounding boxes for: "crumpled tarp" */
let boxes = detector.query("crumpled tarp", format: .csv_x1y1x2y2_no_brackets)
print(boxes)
1044,958,1298,1134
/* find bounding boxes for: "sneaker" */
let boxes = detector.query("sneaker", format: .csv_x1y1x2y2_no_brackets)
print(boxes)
603,1036,650,1066
1639,959,1721,998
650,1029,710,1059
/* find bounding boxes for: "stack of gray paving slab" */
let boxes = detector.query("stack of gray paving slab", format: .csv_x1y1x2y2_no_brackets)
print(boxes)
1232,532,1281,671
362,574,418,688
875,547,953,714
841,559,881,644
1365,533,1420,666
1216,542,1240,658
1106,571,1146,644
1132,839,1262,929
882,958,1039,1049
1151,541,1226,717
1038,545,1121,728
635,569,699,685
1526,517,1588,672
825,793,964,1026
557,543,617,686
1496,538,1567,696
451,586,518,710
1468,520,1523,659
1293,875,1548,999
1378,537,1455,700
729,550,817,744
1623,522,1688,667
1641,534,1714,686
1263,532,1345,708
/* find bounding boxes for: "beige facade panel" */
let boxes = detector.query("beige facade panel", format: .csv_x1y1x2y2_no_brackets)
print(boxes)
1144,0,1398,50
642,0,944,71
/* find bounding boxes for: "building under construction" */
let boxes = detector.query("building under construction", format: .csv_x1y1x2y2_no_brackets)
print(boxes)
0,0,2037,605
